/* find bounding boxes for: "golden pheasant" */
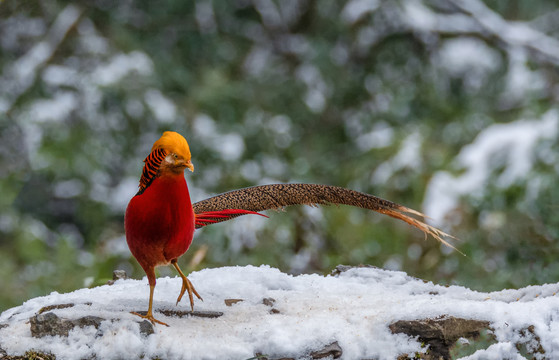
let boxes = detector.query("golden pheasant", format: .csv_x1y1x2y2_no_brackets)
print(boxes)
125,131,455,326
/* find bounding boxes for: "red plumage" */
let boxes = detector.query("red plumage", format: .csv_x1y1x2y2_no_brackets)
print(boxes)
194,209,266,227
125,172,195,285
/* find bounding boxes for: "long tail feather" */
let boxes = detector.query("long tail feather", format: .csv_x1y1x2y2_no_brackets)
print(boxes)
192,183,459,252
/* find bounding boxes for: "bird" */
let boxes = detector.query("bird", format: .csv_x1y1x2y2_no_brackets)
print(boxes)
125,131,456,326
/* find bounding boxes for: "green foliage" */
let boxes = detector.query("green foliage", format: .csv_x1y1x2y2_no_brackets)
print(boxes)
1,0,558,311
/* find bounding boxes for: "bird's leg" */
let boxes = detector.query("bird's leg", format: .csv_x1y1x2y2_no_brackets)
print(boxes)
131,270,169,326
171,259,203,310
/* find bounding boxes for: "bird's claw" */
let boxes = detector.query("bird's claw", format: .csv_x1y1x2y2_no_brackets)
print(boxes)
176,276,203,310
131,311,169,327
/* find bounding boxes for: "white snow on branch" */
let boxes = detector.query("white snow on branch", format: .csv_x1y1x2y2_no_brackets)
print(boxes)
450,0,559,65
403,0,559,67
341,0,380,24
424,110,559,224
0,5,82,113
371,131,422,185
91,51,154,87
144,89,177,124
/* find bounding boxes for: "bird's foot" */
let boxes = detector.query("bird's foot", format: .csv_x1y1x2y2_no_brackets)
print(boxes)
131,310,169,327
176,276,203,310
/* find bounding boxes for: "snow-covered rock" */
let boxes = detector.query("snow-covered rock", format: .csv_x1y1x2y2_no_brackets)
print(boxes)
1,265,558,359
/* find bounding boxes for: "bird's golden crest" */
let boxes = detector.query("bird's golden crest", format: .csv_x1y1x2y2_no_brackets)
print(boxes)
152,131,192,161
136,131,192,195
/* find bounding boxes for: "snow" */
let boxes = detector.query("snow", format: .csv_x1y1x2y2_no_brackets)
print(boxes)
195,1,217,34
214,133,246,162
371,131,422,185
28,91,78,123
2,265,559,359
355,122,394,152
503,48,545,104
144,89,177,124
295,64,330,114
191,114,246,161
341,0,380,24
91,51,153,87
424,111,559,225
437,37,500,77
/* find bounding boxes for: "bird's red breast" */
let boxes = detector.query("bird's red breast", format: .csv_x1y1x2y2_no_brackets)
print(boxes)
125,172,195,271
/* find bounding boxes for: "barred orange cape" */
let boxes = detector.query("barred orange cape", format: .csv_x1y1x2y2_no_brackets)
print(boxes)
138,147,167,195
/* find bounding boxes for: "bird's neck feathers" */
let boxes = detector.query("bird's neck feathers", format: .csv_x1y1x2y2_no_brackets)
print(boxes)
137,148,188,196
137,148,168,195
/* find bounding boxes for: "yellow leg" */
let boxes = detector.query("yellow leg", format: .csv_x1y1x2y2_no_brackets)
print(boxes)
172,259,203,310
131,283,169,326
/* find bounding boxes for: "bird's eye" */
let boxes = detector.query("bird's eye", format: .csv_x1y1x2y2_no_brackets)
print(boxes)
173,154,178,159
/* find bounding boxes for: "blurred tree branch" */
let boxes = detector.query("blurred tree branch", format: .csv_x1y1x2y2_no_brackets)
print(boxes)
2,4,82,116
448,0,559,66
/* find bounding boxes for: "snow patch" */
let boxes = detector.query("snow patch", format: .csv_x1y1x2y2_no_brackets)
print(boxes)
341,0,380,24
2,265,559,359
91,51,153,86
424,111,558,224
144,89,177,123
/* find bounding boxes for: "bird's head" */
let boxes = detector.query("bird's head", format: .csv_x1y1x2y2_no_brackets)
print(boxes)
152,131,194,173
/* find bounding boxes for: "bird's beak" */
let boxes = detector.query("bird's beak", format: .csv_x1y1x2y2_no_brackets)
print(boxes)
185,160,194,172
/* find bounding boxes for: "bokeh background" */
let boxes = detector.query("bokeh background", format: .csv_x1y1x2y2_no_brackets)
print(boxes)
1,0,558,312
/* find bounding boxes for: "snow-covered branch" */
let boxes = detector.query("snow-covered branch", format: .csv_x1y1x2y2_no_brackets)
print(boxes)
1,4,83,115
449,0,559,66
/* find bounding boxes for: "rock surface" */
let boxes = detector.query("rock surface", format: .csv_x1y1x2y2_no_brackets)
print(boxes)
390,316,491,359
29,311,153,338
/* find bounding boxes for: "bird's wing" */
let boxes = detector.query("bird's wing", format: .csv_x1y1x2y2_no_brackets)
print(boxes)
192,183,459,252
